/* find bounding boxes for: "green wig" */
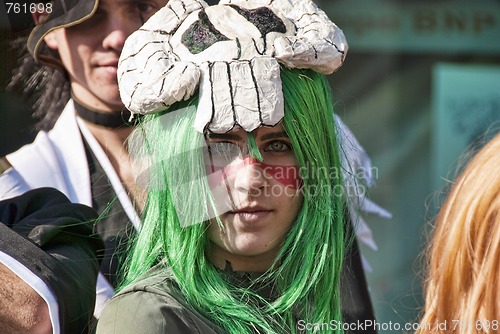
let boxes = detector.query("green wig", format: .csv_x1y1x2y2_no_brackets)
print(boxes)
121,67,346,334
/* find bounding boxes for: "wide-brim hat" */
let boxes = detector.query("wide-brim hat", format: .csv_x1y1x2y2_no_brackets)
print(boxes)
27,0,99,65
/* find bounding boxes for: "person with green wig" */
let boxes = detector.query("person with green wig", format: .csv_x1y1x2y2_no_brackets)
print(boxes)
97,0,378,333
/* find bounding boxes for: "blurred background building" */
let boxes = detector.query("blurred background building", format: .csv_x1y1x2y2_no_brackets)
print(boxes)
316,0,500,331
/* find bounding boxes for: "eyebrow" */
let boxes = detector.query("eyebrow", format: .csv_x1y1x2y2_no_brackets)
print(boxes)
205,132,243,141
205,130,289,141
115,0,148,6
260,131,289,141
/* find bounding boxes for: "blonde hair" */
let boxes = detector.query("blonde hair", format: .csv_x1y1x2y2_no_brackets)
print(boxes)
418,132,500,333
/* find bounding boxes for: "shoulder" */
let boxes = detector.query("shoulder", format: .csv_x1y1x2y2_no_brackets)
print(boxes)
0,159,31,200
97,266,220,334
0,130,53,200
0,157,10,175
0,101,75,176
0,102,87,201
0,187,103,333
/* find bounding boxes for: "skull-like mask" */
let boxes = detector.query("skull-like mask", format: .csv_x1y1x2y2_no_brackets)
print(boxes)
118,0,348,133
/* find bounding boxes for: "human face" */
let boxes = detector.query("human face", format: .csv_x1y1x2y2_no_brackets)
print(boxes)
43,0,167,111
205,124,303,272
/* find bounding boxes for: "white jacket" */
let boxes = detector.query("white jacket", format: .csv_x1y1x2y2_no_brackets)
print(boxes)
0,100,140,333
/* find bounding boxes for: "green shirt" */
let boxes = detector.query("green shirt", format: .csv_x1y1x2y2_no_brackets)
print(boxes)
96,266,221,334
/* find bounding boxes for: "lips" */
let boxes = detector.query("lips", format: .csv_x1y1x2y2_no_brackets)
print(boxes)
230,205,270,213
98,59,119,67
95,58,118,70
96,61,119,77
229,206,272,222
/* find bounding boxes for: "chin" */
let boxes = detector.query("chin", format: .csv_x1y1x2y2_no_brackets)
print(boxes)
232,242,274,257
101,97,125,110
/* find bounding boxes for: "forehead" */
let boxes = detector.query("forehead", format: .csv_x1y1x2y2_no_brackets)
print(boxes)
99,0,138,6
97,0,152,9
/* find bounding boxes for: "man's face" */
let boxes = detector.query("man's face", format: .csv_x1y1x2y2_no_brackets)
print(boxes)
44,0,168,111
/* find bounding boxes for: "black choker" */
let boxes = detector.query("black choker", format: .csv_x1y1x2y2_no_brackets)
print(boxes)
74,99,137,128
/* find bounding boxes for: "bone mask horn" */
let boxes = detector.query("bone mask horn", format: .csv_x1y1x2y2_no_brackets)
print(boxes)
117,0,348,133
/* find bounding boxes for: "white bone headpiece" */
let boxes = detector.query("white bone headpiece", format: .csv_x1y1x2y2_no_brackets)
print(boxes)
118,0,348,133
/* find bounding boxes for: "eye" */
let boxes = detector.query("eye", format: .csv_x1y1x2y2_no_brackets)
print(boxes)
136,2,154,13
263,141,292,153
208,142,238,156
128,0,161,24
135,1,160,18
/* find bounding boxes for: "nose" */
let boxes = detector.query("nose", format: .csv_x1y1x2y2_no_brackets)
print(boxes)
233,157,267,195
102,17,136,52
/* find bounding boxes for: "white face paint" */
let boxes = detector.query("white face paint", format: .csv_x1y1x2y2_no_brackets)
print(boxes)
118,0,348,133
